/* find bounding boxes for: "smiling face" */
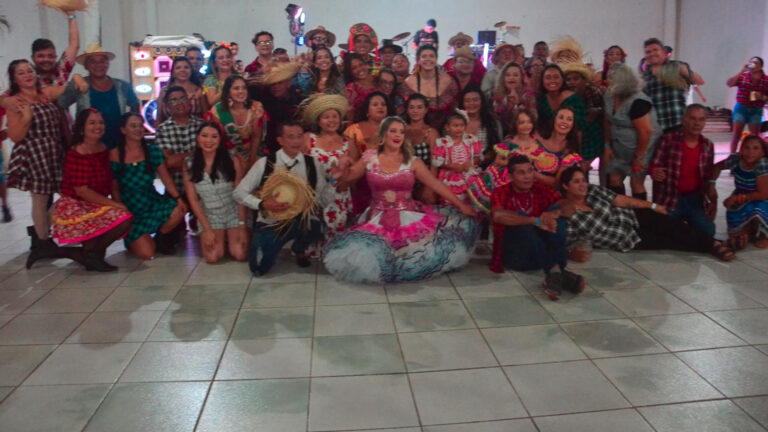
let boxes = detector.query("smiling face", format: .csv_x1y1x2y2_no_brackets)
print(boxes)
318,109,341,133
255,34,274,56
418,49,437,71
197,125,222,154
367,95,388,122
377,72,396,96
229,78,248,104
214,48,233,74
749,57,763,73
504,65,523,90
314,49,333,72
83,111,106,142
462,91,482,115
186,50,203,71
562,169,588,199
353,35,372,56
166,90,191,117
644,43,665,66
515,112,534,136
606,47,624,65
31,47,58,74
278,124,305,158
383,120,406,149
12,61,37,90
392,54,410,75
542,67,564,93
351,58,370,82
85,55,110,79
121,115,145,141
406,98,427,122
172,60,192,82
455,56,474,75
554,109,575,134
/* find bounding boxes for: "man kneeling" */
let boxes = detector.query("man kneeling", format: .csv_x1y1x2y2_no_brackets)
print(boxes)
234,121,331,275
490,155,585,300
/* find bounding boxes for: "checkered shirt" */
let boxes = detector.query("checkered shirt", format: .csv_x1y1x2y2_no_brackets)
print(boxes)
155,116,202,193
736,71,768,108
565,185,640,252
61,149,113,198
642,62,689,131
650,131,714,211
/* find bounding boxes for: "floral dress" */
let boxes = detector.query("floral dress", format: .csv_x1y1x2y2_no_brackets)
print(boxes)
307,134,353,240
432,134,483,203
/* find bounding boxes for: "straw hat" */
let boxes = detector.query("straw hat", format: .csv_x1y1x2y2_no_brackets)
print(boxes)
550,35,584,65
260,171,317,226
76,43,116,65
259,62,299,86
448,32,474,47
561,60,592,81
305,26,336,47
299,94,349,126
492,43,515,65
454,46,475,60
38,0,89,12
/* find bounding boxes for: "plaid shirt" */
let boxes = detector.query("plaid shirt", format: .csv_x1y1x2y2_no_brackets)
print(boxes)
155,116,202,193
61,149,113,198
490,181,560,272
39,56,74,88
736,71,768,108
565,185,640,252
650,131,714,211
643,61,689,131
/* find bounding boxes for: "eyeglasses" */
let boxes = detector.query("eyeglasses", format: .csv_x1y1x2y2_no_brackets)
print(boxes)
312,36,328,42
167,96,188,106
256,40,274,46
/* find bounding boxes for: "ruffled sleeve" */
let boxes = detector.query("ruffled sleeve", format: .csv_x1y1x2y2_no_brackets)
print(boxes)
560,153,583,168
432,137,449,167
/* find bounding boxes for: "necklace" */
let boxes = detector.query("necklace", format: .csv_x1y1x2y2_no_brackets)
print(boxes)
512,190,534,215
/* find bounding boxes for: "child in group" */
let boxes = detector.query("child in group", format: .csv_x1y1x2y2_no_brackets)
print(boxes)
432,110,483,204
468,142,512,213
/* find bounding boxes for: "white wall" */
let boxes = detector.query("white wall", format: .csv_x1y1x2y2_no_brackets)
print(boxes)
1,0,764,108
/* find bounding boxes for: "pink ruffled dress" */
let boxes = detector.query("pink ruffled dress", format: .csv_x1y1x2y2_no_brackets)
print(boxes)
432,134,483,203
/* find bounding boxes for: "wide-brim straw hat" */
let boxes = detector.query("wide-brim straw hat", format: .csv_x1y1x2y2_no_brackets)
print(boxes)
300,94,349,126
492,43,515,65
561,60,592,81
454,46,475,60
305,26,336,47
550,35,584,64
76,42,116,65
260,171,317,225
448,32,474,47
259,62,299,86
38,0,89,12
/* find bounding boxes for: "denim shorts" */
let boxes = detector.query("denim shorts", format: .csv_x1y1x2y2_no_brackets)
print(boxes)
733,102,764,125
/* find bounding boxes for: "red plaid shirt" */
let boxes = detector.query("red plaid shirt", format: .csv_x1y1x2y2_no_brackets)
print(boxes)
489,181,560,272
38,56,74,88
650,131,713,211
736,71,768,108
61,149,113,198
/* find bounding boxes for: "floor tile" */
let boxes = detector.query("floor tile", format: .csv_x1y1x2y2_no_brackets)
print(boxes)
385,276,459,302
84,382,208,432
0,289,47,314
410,367,526,425
56,269,129,288
314,303,394,336
634,313,747,351
0,314,14,327
0,344,56,386
198,379,309,432
399,329,497,372
0,384,110,432
0,313,87,345
578,266,656,291
312,334,404,376
390,300,475,332
147,308,237,341
315,279,386,305
666,282,765,311
120,341,225,382
65,310,163,344
757,344,768,355
119,264,195,286
482,324,586,365
504,361,630,416
561,319,667,358
706,309,768,344
733,396,768,429
24,343,140,385
309,374,418,431
96,284,182,312
186,261,253,284
465,296,554,328
217,338,311,379
633,259,767,285
594,353,722,405
449,268,529,298
169,283,247,310
535,291,625,322
231,307,313,339
242,281,315,308
601,286,695,317
640,400,766,432
0,387,13,401
23,287,114,313
677,347,768,397
424,419,537,432
728,280,768,307
0,267,73,291
534,409,654,432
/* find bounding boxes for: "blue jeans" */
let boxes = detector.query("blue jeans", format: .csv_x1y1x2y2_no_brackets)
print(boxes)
501,218,568,273
248,218,324,276
669,191,715,237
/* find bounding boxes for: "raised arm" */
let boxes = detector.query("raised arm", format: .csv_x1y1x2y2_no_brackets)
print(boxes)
62,11,80,64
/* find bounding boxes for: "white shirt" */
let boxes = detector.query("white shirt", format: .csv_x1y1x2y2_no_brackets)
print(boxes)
233,149,332,224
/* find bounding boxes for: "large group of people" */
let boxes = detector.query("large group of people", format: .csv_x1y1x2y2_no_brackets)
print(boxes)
1,12,767,298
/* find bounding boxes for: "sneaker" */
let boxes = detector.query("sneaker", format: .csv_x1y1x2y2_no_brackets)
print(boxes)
542,272,563,301
562,269,586,294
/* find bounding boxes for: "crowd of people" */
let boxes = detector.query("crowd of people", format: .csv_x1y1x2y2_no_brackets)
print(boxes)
1,12,767,298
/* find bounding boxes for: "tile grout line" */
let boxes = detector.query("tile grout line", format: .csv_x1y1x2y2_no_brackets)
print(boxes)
305,261,320,432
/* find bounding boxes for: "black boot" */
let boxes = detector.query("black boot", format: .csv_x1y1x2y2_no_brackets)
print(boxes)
83,250,118,272
26,238,59,269
27,226,39,251
154,232,176,255
1,205,11,223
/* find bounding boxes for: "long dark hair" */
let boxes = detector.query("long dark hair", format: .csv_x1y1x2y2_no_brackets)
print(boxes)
219,75,252,112
71,108,103,146
169,56,202,87
547,106,580,154
601,45,626,83
310,47,342,93
356,91,393,123
189,121,235,184
539,64,568,95
403,93,429,124
116,112,153,175
7,59,41,95
377,68,399,97
459,84,501,151
343,53,367,83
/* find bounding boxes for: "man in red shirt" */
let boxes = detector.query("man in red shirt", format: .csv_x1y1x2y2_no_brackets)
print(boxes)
490,155,584,300
650,104,717,237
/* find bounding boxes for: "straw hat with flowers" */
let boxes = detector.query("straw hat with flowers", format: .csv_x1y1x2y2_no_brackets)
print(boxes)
299,94,349,127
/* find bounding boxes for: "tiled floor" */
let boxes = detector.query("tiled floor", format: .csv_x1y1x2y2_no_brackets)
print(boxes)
1,147,768,431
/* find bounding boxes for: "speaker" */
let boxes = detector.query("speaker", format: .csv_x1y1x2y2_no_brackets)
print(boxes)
477,30,496,45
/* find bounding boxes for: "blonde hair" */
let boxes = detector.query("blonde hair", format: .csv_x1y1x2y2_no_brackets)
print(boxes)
377,116,413,162
493,62,525,101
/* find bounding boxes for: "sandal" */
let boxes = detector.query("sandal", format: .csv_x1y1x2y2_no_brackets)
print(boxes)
726,235,747,251
754,236,768,249
712,241,736,262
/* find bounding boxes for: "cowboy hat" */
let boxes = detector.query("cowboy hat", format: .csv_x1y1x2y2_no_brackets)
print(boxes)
305,26,336,47
448,32,473,47
76,42,116,65
259,62,299,86
380,39,403,54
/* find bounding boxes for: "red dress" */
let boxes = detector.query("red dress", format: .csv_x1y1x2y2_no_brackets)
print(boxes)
51,149,133,244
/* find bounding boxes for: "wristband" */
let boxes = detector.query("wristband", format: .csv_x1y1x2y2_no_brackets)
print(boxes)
651,203,657,212
68,14,76,19
535,217,541,227
708,179,717,184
